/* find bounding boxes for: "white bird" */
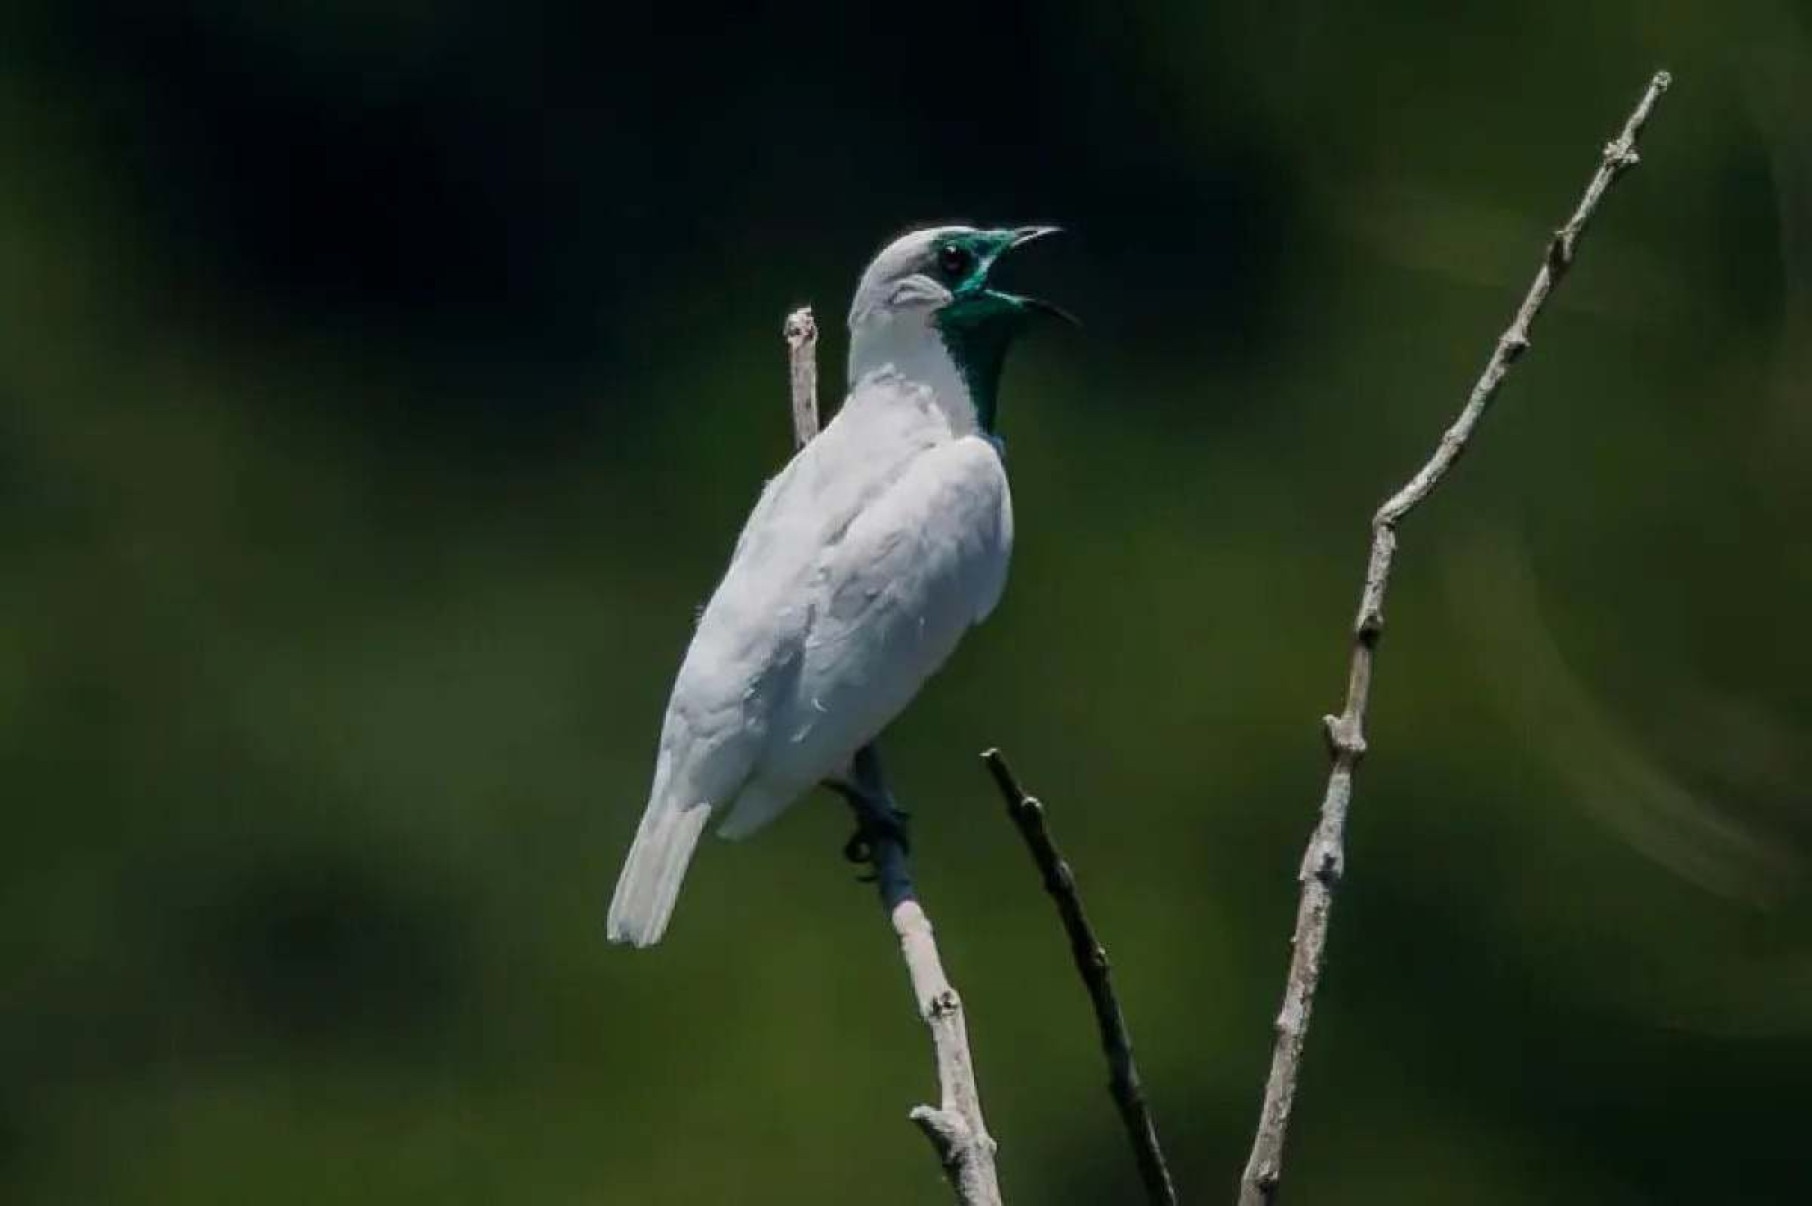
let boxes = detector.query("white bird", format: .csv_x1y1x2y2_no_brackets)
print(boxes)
607,224,1065,947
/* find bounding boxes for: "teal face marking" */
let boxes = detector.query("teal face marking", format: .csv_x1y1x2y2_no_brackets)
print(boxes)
929,228,1065,433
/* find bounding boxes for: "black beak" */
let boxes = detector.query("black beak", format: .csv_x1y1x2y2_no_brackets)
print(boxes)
1023,296,1081,328
1010,224,1063,249
1002,226,1077,327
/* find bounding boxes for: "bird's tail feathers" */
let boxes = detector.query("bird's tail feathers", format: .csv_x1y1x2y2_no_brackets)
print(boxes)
606,801,712,947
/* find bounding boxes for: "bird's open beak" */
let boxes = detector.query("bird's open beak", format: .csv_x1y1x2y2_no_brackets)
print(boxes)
1010,224,1063,249
998,226,1078,327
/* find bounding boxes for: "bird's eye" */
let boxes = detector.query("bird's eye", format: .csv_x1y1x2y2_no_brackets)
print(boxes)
936,242,973,281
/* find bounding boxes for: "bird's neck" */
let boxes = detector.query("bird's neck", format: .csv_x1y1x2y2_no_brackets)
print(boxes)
848,313,991,435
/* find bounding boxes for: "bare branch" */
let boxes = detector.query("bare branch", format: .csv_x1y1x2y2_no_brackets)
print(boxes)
782,309,1003,1206
982,749,1177,1206
847,748,1002,1206
785,306,820,448
1236,69,1674,1206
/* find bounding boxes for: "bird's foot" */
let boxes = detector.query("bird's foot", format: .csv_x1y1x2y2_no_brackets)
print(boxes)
841,807,911,868
824,779,911,876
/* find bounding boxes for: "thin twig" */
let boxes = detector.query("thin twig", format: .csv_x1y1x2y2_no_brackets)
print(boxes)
785,306,820,447
1236,69,1673,1206
783,308,1003,1206
982,749,1177,1206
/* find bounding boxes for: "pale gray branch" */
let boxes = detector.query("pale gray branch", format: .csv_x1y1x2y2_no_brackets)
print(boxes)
785,306,821,448
783,308,1003,1206
1236,69,1674,1206
848,748,1001,1206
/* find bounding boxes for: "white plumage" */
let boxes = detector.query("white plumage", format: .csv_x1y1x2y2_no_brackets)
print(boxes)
608,225,1055,946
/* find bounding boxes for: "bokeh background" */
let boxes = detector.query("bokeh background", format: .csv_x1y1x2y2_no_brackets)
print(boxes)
7,3,1812,1203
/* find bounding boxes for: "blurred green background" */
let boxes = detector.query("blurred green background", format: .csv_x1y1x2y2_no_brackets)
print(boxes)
6,2,1811,1202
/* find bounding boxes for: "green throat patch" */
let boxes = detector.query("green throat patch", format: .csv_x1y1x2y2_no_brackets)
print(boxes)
934,289,1033,434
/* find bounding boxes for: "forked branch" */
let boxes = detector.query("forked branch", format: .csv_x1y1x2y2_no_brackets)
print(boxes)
1236,69,1674,1206
784,307,1003,1206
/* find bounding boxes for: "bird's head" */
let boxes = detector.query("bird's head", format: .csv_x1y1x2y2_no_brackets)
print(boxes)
847,224,1069,432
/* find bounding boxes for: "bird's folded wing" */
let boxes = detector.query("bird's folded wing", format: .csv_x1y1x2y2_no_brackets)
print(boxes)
719,435,1012,833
